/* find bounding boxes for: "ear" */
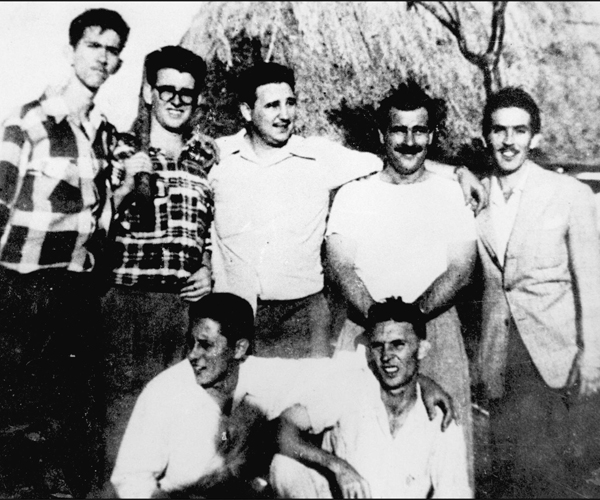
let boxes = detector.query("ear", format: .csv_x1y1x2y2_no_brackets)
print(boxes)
64,44,75,67
427,131,434,146
530,133,542,150
378,129,384,144
112,57,123,76
234,338,250,359
143,82,154,106
417,340,431,360
240,102,252,123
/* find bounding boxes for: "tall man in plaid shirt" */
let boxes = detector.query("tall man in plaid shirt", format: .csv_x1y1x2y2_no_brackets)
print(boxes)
100,46,218,481
0,8,143,498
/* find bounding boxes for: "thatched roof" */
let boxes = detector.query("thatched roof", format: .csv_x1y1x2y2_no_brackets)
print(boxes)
181,2,600,165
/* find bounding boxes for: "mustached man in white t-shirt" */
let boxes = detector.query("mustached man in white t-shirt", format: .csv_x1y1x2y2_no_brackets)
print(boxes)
325,80,478,487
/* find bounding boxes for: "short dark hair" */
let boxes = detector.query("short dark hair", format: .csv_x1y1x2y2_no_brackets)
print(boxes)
69,8,130,50
236,62,296,106
145,46,207,91
366,297,426,340
482,86,541,138
376,80,440,132
188,293,255,347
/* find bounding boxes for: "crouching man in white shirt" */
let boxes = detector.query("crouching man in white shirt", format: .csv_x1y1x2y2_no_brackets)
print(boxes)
271,296,472,499
110,293,456,498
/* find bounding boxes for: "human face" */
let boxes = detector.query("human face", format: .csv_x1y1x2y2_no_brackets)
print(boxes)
382,107,433,178
487,107,541,176
147,68,197,133
241,82,297,149
71,26,122,91
187,318,240,389
366,321,423,393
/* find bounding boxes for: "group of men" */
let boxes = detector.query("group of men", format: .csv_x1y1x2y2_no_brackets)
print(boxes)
1,6,600,499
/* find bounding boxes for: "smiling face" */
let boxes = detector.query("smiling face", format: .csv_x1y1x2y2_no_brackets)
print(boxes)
241,82,297,149
71,26,122,92
145,68,197,133
366,320,428,393
382,107,433,179
187,318,244,389
487,106,541,176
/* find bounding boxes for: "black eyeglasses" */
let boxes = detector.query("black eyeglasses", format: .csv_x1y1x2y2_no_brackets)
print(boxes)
154,86,197,105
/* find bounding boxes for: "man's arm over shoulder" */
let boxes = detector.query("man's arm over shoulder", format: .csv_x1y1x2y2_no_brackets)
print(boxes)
565,179,600,396
306,137,383,190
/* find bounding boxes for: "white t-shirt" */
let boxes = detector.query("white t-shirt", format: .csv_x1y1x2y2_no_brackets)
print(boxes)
326,172,476,302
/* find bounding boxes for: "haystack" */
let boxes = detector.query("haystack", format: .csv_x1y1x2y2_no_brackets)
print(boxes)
180,2,600,165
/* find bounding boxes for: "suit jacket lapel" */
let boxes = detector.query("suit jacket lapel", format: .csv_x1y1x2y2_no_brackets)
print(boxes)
477,203,504,270
505,162,548,263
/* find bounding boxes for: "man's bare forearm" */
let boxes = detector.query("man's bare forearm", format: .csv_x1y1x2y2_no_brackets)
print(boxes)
416,241,476,319
326,235,375,320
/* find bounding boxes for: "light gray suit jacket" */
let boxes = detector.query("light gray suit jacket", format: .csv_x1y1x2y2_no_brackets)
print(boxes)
476,161,600,399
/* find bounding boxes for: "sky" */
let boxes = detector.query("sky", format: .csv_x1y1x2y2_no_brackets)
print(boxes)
0,1,202,130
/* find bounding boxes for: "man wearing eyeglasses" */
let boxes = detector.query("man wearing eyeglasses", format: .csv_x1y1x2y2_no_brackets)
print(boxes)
100,45,218,485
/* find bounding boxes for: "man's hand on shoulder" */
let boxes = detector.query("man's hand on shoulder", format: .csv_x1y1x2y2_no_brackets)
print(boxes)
455,166,488,215
418,374,456,431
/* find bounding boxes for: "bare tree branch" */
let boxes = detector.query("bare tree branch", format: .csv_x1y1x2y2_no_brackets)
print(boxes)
412,1,508,97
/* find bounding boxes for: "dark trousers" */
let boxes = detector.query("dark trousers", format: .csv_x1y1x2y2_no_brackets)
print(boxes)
0,266,103,497
254,291,332,358
100,286,190,486
488,319,600,498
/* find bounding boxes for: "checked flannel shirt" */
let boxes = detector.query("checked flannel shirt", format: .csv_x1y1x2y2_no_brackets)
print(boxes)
0,92,118,274
110,128,216,291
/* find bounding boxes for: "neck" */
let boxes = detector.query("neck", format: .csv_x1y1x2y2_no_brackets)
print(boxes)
380,377,418,420
495,161,528,194
205,365,240,414
150,117,186,158
380,164,428,185
245,130,287,163
62,74,96,123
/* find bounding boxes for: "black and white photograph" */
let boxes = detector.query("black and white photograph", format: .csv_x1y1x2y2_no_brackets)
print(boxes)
1,2,600,498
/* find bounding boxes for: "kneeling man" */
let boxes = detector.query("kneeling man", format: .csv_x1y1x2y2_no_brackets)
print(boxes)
111,294,455,498
271,297,472,498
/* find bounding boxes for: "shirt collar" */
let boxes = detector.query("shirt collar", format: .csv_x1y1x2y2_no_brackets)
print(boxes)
40,90,105,129
222,129,318,163
490,160,531,205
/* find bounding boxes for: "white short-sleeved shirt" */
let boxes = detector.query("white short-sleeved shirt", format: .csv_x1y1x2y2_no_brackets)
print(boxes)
326,172,476,302
299,349,472,498
209,131,383,309
110,356,345,498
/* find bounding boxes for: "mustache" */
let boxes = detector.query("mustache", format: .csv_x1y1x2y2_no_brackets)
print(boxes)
499,146,519,155
395,145,424,155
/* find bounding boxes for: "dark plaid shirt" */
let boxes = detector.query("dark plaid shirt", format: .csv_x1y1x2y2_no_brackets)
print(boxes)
0,93,118,274
111,129,216,290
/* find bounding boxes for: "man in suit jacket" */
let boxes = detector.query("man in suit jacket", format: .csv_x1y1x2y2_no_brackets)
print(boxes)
475,87,600,498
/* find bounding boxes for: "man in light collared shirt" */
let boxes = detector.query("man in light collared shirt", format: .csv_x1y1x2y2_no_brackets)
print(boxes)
270,297,472,499
475,87,600,497
210,63,486,359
